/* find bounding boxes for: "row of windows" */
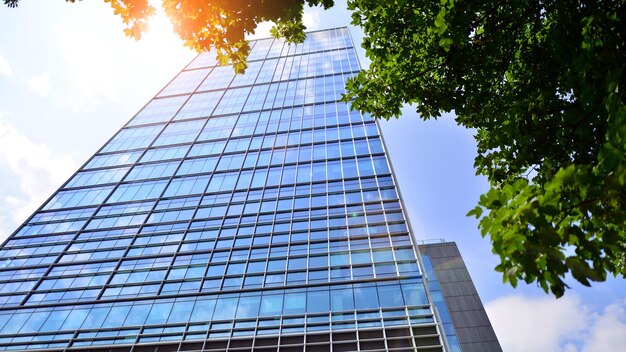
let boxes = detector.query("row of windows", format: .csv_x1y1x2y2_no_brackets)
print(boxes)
2,249,413,308
9,226,81,243
7,220,410,273
0,309,433,351
11,205,403,265
186,28,353,70
240,73,352,112
129,66,356,128
5,220,409,276
99,102,372,171
156,47,358,100
139,117,370,169
84,151,143,170
144,124,383,175
12,207,402,264
28,256,419,305
31,263,420,304
0,268,46,282
0,220,403,273
22,189,398,254
0,256,56,271
0,279,426,336
31,245,416,292
26,175,389,229
3,225,410,283
1,227,415,296
5,213,408,266
41,154,390,213
67,136,384,190
116,155,388,201
14,176,397,247
65,168,129,189
0,281,37,296
108,98,369,157
88,124,379,181
16,201,398,249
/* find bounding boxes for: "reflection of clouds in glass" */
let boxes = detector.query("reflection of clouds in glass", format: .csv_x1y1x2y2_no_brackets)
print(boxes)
159,69,210,97
130,95,189,126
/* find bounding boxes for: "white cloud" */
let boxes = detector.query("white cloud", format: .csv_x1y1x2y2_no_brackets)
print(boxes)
486,295,586,351
22,70,52,97
0,112,76,238
582,299,626,352
303,7,321,31
51,3,193,113
0,53,11,76
249,21,274,40
485,294,626,352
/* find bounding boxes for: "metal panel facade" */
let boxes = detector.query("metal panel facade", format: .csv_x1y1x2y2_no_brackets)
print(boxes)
419,242,502,352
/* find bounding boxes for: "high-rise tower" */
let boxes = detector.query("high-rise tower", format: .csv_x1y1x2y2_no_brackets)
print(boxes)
0,27,498,352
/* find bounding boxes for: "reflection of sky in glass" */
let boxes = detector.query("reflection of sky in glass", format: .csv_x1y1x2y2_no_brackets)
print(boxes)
0,28,445,350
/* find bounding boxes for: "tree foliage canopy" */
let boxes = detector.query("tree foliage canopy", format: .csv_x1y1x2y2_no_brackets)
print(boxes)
346,0,626,297
7,0,626,297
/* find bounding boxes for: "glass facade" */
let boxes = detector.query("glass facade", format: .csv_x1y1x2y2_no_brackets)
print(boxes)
0,28,447,351
421,255,461,352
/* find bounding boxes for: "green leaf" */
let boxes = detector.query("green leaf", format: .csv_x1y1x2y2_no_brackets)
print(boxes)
466,206,483,218
439,37,453,51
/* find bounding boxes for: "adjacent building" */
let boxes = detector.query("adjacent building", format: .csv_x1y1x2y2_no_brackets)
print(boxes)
0,27,499,352
419,241,502,352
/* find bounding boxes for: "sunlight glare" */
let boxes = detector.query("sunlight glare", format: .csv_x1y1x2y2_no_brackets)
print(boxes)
146,8,177,37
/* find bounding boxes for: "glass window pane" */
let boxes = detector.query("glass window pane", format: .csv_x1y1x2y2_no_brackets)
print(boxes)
354,284,378,309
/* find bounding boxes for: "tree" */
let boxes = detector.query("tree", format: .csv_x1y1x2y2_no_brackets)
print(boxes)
344,0,626,297
6,0,625,297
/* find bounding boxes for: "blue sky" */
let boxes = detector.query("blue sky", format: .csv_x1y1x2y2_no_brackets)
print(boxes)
1,1,625,350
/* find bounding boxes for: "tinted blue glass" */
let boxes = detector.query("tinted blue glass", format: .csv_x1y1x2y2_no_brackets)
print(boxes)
0,28,447,351
283,291,306,315
306,289,330,313
354,284,379,309
129,95,188,126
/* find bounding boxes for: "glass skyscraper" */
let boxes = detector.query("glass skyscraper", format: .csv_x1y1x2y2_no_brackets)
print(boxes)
0,27,489,352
